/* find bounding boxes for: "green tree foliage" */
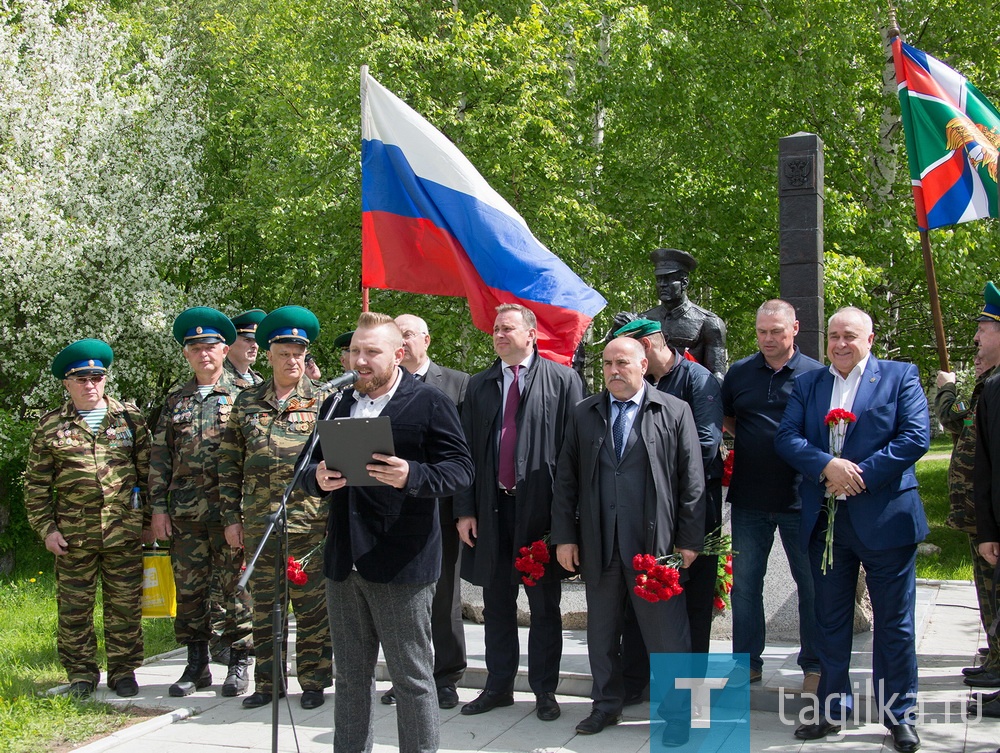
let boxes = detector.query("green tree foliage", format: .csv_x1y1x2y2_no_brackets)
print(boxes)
5,0,1000,408
0,0,212,415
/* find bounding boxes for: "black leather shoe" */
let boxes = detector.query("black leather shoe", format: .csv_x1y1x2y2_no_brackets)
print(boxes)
109,676,139,698
981,647,990,657
437,685,459,709
889,723,920,752
169,642,212,697
661,722,691,748
381,687,396,705
67,681,94,699
241,690,285,708
965,668,1000,688
970,694,1000,718
300,690,324,709
794,721,841,740
460,689,514,715
963,664,988,676
575,708,622,735
535,692,560,721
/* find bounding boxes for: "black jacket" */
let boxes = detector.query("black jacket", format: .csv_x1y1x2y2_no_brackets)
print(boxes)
975,373,1000,542
300,368,473,584
454,351,584,586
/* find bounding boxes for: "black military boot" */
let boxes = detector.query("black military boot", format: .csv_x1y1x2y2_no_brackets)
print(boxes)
169,642,212,697
220,648,252,697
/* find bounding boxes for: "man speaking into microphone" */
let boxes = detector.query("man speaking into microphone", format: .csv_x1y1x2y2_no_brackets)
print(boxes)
219,305,334,709
300,312,474,753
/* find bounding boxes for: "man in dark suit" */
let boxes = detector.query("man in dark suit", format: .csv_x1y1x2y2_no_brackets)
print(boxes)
374,313,470,710
775,306,929,753
455,303,584,722
614,317,723,703
551,336,706,736
301,312,474,753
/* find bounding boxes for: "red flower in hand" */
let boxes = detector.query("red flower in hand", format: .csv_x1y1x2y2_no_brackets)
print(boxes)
286,556,309,585
515,536,551,586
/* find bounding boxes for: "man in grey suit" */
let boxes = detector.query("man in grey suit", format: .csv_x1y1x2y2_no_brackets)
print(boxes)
376,313,470,709
552,336,706,737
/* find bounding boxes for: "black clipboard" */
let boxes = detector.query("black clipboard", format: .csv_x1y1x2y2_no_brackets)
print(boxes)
315,416,395,486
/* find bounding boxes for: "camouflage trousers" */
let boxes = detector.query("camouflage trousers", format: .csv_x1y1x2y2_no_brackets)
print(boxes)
245,528,332,694
970,535,1000,667
54,544,143,686
171,519,251,647
209,545,254,654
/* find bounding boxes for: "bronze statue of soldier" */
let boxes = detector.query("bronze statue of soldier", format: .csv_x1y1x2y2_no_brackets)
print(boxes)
611,248,727,381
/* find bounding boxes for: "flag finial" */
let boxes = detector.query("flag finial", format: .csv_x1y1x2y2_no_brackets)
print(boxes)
887,3,901,39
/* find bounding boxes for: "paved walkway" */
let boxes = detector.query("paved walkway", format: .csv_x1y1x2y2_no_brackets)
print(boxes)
70,581,997,753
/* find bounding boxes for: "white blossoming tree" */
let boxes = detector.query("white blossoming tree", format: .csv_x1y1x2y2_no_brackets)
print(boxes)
0,0,212,416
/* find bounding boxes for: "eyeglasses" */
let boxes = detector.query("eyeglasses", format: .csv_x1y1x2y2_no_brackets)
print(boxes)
69,375,105,385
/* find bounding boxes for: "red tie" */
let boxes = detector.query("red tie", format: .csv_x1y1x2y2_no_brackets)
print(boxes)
498,365,520,490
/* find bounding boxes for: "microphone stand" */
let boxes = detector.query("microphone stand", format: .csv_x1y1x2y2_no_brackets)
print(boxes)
238,387,347,753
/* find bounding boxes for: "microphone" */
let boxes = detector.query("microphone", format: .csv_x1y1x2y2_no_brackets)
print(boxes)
316,370,359,391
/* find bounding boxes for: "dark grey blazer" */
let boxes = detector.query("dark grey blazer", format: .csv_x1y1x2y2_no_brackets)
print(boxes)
549,383,706,584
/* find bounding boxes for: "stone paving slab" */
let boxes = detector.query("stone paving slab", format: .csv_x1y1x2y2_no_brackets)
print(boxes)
72,581,1000,752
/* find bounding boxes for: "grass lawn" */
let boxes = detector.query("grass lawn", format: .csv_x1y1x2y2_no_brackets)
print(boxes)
0,541,179,753
915,441,974,581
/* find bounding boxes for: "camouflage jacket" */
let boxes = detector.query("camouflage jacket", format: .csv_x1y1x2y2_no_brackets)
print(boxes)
218,375,329,538
224,357,265,391
149,372,241,521
24,397,150,549
935,365,996,533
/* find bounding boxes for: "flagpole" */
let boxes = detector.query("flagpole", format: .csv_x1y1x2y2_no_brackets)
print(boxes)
888,8,950,371
360,65,370,313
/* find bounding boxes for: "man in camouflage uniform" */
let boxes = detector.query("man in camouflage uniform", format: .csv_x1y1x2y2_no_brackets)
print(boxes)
206,309,265,666
938,282,1000,689
24,339,150,699
150,307,252,697
224,309,266,390
220,306,333,710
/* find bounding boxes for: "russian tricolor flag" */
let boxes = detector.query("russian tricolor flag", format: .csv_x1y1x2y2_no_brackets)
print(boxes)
360,69,606,365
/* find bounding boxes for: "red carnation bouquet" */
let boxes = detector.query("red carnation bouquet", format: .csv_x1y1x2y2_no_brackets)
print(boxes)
821,408,856,573
514,536,551,586
286,539,325,586
714,552,734,611
633,530,733,604
721,449,735,487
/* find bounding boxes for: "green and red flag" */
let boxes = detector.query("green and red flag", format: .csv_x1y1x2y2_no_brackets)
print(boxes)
892,38,1000,230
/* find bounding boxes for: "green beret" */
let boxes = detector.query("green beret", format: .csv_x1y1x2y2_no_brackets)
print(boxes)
614,318,663,340
52,339,114,379
173,306,238,346
333,330,354,350
978,282,1000,322
231,308,267,336
256,305,320,349
650,248,697,275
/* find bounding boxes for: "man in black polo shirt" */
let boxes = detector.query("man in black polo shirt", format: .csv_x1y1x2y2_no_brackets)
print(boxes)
722,299,824,691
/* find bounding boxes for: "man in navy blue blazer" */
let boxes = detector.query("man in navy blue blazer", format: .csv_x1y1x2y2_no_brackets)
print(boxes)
301,313,474,753
775,307,929,753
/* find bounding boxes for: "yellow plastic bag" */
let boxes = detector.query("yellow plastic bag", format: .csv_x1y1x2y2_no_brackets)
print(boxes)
142,548,176,619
